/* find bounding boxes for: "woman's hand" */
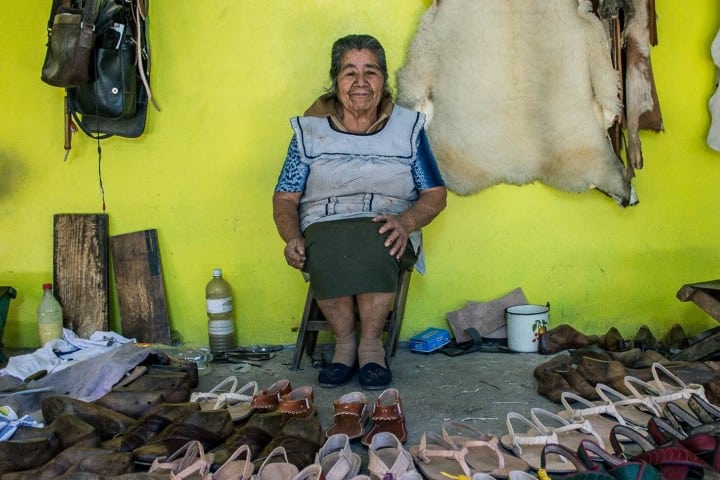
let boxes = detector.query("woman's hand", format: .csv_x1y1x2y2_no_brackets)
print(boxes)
284,237,306,270
373,214,409,259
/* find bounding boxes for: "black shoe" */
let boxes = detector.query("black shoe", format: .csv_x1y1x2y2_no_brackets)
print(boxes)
318,362,355,388
358,363,392,390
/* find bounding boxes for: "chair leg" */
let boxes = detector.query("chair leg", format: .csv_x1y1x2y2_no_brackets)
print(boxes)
384,269,412,363
290,286,316,370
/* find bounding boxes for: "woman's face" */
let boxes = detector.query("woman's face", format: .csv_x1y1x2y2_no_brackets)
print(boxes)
336,48,385,118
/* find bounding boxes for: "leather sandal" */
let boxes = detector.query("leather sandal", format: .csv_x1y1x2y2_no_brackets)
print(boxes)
189,375,238,411
325,391,369,440
216,380,259,421
148,440,215,479
315,433,361,480
368,431,421,480
251,379,292,413
576,439,663,480
361,388,407,447
211,443,254,480
610,424,716,479
277,385,315,418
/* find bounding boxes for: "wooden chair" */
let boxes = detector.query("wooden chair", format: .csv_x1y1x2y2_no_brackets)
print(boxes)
290,268,412,370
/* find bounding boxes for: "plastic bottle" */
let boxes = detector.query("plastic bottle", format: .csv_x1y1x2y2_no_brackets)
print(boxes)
205,268,237,353
37,283,64,345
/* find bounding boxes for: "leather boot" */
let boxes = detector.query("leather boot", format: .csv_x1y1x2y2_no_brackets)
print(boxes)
538,324,599,354
113,370,192,404
132,409,234,465
576,356,629,394
94,390,168,419
42,395,136,441
0,447,133,480
254,415,322,471
661,323,689,353
600,327,627,352
609,348,642,367
210,410,287,468
631,350,670,368
536,371,574,403
633,324,658,351
533,353,572,380
0,413,99,474
559,368,600,401
118,402,200,452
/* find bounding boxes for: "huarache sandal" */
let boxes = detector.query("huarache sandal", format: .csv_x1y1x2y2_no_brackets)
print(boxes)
557,389,628,446
216,380,258,421
252,446,299,480
148,439,215,479
277,385,315,418
576,439,663,480
610,424,718,480
326,391,369,440
409,431,475,480
500,411,599,474
361,387,407,447
251,379,293,413
211,443,253,480
440,420,529,478
642,363,706,408
369,431,422,480
315,433,361,480
595,382,662,429
189,375,238,411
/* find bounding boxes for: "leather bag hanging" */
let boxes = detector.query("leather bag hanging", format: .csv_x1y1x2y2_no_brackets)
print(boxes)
41,0,101,87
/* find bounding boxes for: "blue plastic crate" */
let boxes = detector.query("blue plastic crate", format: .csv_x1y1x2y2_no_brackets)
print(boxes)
409,327,451,353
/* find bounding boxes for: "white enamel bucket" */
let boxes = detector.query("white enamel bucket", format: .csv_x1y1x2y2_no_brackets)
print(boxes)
505,304,549,353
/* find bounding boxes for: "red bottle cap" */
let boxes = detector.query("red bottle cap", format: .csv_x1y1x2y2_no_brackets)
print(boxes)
42,283,52,290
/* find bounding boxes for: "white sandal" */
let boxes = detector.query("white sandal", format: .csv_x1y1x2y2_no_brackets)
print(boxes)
190,375,238,411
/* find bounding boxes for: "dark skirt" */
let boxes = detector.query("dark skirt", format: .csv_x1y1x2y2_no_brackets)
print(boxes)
303,217,417,299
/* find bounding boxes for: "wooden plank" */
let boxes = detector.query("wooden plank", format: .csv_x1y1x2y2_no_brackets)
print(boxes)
53,214,109,338
110,229,171,344
677,282,720,323
672,330,720,362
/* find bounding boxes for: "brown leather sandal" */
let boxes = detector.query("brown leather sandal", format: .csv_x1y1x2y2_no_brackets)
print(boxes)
277,385,315,418
361,388,407,447
325,391,369,440
250,379,292,413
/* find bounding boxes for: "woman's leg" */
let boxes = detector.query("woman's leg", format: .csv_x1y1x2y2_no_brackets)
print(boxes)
316,296,357,366
356,292,395,368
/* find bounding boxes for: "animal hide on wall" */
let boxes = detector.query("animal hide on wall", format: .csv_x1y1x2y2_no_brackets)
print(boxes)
397,0,633,205
708,28,720,152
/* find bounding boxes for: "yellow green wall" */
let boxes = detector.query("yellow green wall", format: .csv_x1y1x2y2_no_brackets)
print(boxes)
2,1,719,349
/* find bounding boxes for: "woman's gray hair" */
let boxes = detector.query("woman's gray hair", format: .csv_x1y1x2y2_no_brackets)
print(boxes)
329,34,390,95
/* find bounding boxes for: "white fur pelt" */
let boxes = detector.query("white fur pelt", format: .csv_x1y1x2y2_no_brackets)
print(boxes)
707,28,720,152
397,0,632,204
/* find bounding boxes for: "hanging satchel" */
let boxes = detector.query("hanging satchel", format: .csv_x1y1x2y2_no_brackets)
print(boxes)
41,0,101,87
67,0,157,140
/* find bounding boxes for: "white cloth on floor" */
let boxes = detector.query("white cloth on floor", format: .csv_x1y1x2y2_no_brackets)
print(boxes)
0,406,43,440
1,328,135,380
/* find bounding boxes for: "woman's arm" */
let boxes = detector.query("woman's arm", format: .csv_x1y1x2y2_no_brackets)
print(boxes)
272,191,306,269
373,185,447,258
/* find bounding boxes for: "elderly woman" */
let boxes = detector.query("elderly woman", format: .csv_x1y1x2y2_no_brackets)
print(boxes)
272,34,447,389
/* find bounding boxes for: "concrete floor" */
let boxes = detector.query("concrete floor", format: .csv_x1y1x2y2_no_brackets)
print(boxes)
200,344,559,467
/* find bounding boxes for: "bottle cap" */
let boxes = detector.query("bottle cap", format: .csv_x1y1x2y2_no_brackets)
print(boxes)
213,268,222,277
42,283,52,290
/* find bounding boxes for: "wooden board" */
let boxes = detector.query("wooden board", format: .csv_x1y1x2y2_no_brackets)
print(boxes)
110,229,171,344
677,279,720,323
53,214,109,338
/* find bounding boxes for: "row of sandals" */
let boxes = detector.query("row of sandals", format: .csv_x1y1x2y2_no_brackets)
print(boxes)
178,363,720,480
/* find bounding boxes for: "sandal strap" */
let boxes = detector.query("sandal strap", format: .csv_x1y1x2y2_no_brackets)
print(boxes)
415,433,472,477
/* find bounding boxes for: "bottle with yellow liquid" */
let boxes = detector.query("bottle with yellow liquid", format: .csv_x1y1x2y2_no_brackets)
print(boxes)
206,269,237,353
37,283,63,345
